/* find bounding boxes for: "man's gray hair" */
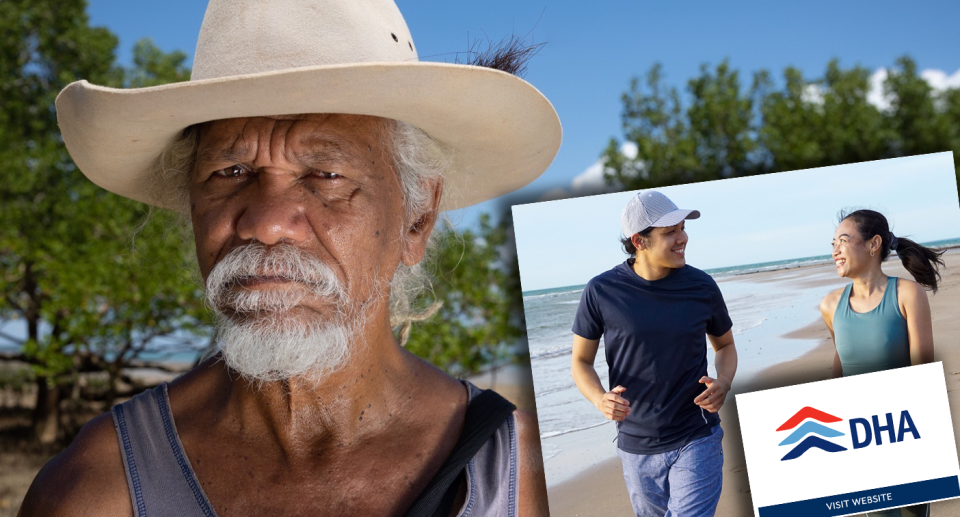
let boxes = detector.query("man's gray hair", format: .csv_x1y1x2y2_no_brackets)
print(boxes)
149,119,450,344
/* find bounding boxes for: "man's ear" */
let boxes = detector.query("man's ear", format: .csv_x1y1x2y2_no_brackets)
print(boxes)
401,178,443,266
631,233,645,251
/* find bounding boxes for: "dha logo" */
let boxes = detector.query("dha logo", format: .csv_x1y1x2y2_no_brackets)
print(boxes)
776,407,922,461
776,407,847,461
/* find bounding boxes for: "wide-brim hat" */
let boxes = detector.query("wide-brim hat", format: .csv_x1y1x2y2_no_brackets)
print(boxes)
55,0,562,212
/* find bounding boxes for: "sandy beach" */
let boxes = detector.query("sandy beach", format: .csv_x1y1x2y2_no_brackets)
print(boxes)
547,248,960,516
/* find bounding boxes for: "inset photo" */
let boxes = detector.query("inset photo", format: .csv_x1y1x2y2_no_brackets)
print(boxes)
512,151,960,516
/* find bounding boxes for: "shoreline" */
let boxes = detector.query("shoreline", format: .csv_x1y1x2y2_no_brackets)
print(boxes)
522,243,960,298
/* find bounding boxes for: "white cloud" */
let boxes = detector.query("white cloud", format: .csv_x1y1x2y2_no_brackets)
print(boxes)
802,83,825,105
570,161,606,191
867,65,960,111
921,68,960,91
867,68,891,111
542,142,637,201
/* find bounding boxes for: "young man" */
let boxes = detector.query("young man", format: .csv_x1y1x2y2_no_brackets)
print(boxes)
570,190,738,517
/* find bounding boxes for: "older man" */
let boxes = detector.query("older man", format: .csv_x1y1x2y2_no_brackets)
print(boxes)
20,1,560,516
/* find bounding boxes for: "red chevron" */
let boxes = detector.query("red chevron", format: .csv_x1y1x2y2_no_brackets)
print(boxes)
776,406,841,431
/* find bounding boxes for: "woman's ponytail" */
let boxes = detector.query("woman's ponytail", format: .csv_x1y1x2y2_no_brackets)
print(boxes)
892,236,946,292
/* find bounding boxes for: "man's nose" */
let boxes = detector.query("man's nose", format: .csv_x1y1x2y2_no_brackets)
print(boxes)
235,177,311,245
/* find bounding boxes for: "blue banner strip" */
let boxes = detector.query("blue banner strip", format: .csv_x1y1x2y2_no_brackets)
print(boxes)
758,476,960,517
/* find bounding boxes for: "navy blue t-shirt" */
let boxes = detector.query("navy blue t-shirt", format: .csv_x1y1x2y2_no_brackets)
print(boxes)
572,261,733,454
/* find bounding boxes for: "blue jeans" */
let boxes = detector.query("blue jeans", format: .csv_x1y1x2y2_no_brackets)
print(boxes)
617,425,724,517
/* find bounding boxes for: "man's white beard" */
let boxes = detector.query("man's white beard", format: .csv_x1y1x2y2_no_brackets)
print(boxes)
204,242,355,383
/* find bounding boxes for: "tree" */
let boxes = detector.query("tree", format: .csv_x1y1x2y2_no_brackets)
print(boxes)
760,60,894,172
602,63,699,189
405,214,525,376
0,0,207,443
604,56,960,190
686,60,758,178
884,56,955,157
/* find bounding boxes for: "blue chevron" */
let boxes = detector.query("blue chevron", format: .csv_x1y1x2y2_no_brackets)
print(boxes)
781,436,848,461
778,421,845,446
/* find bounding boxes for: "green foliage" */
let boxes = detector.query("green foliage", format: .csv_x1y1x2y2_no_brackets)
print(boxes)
0,0,207,438
405,214,524,376
126,38,191,87
605,56,960,190
0,363,35,393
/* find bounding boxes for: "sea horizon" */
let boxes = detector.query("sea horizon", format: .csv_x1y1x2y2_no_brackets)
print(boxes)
522,237,960,297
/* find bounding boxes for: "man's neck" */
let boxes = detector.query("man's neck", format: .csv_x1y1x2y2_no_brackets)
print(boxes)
173,311,467,460
164,311,471,515
630,257,678,281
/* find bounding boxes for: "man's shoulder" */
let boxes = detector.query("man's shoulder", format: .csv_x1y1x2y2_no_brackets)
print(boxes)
680,265,721,289
584,262,627,289
681,264,713,281
19,411,132,517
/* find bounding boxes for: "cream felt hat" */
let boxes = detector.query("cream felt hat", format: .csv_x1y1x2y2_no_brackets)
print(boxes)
55,0,562,211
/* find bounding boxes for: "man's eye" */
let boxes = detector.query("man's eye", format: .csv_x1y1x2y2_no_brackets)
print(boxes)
214,165,249,178
314,170,341,179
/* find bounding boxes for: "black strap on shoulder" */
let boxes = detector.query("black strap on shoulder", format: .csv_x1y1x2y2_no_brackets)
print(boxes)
402,389,517,517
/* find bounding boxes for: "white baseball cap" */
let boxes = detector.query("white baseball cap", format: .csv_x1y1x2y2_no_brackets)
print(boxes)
621,191,700,237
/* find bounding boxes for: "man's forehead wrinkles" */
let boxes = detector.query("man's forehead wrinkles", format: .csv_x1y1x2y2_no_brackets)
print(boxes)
196,138,251,165
267,121,292,166
295,131,370,168
299,136,348,162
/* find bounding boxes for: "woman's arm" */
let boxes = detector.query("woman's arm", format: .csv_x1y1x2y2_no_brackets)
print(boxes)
897,278,935,365
820,289,843,378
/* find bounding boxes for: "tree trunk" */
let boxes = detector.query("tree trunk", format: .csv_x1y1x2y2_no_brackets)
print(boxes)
33,378,61,444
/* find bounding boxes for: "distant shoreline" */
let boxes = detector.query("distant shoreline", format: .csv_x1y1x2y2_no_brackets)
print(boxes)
523,239,960,297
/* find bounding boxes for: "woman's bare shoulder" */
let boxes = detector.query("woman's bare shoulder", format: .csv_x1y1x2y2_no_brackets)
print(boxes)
820,287,845,316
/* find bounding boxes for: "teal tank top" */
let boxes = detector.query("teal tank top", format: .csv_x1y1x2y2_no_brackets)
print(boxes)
834,277,926,516
833,276,911,377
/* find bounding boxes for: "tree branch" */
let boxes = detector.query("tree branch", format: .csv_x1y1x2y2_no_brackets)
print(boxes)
0,330,25,346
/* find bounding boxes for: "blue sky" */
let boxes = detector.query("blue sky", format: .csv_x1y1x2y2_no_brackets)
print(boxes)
512,152,960,291
86,0,960,225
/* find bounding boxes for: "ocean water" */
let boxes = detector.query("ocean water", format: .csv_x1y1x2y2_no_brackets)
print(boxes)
525,240,960,465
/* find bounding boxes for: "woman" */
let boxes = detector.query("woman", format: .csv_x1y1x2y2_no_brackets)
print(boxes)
820,209,945,517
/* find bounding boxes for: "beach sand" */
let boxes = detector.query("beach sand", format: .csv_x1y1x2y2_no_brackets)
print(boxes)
548,248,960,516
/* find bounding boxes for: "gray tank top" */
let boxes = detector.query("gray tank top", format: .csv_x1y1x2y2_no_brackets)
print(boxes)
111,381,518,517
833,276,911,377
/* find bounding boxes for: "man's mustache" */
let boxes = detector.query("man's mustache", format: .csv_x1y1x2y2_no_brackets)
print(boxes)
205,242,345,311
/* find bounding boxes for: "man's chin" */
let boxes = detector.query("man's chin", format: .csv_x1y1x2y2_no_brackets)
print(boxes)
214,311,353,384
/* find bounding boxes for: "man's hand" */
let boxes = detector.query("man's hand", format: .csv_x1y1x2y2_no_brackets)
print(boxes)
596,385,631,421
694,376,729,413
